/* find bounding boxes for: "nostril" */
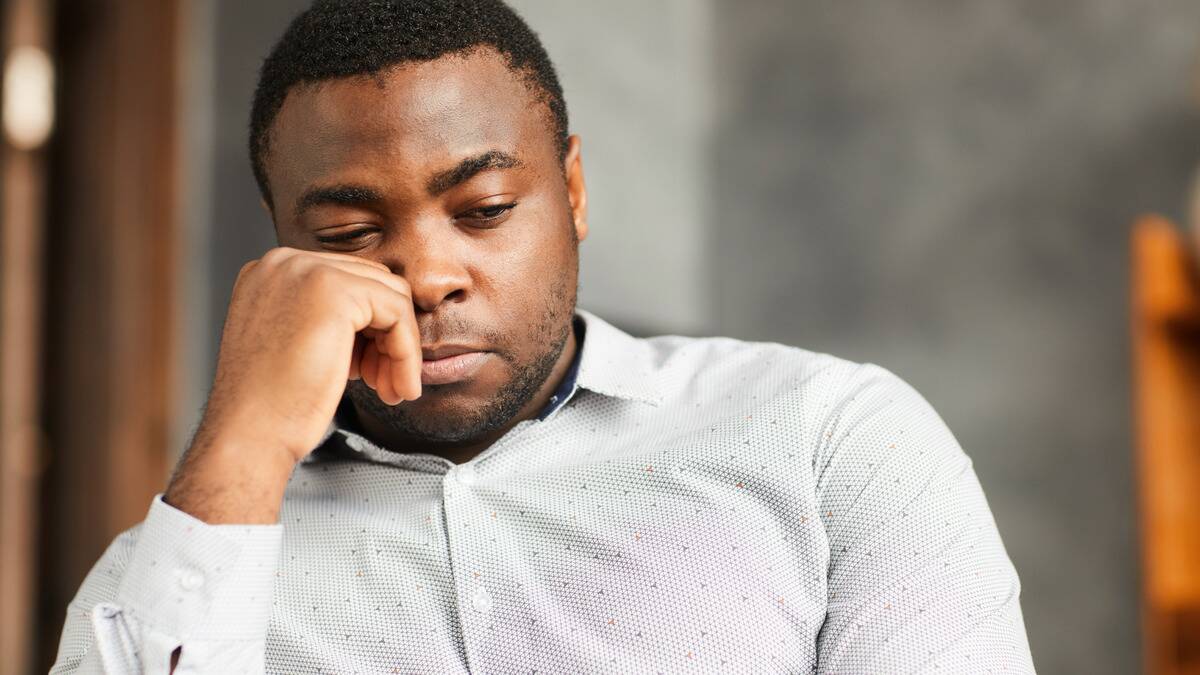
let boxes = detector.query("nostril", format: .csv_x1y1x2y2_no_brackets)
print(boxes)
412,287,467,314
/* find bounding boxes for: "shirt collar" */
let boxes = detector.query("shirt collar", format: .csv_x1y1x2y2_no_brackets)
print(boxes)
572,308,664,406
533,314,586,421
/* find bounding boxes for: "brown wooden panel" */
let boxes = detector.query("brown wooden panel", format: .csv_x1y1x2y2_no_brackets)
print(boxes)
36,0,182,670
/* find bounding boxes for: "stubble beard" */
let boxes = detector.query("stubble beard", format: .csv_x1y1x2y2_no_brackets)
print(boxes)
345,275,577,446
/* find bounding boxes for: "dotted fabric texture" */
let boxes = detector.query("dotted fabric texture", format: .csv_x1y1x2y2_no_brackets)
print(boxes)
52,309,1034,674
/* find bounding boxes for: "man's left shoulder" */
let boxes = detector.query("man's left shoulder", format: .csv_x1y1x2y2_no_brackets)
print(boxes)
640,330,898,407
637,331,953,455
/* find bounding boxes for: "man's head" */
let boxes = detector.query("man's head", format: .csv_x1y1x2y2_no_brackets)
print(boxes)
250,0,588,447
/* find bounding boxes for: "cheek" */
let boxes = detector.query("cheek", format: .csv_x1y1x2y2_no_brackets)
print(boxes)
486,198,574,283
476,208,576,322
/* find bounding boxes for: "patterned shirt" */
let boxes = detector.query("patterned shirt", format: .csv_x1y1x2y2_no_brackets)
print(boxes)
51,309,1035,674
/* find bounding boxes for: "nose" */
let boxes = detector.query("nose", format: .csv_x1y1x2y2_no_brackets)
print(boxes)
379,231,471,314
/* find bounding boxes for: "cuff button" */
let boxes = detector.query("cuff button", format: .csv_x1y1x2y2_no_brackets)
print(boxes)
177,568,205,591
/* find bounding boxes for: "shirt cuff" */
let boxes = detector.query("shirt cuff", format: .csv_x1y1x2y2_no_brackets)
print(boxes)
113,494,283,641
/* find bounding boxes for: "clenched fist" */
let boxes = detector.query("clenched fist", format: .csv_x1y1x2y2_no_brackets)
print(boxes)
164,247,422,524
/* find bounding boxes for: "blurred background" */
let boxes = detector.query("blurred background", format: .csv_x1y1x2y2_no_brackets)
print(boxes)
3,0,1200,673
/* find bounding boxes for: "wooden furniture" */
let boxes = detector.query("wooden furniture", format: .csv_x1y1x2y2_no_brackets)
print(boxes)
1132,214,1200,674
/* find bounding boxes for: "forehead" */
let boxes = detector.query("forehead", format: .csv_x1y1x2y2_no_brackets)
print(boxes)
264,48,553,201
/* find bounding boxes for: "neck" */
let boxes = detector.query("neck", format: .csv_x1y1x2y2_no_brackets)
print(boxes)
352,325,578,465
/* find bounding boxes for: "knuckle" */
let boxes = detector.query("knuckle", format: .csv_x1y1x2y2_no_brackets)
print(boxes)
260,246,293,266
236,259,259,278
302,264,340,293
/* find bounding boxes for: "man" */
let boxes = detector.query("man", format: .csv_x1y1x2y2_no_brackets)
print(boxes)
52,0,1035,672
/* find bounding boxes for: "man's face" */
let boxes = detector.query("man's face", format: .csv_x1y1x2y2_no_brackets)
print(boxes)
263,48,587,445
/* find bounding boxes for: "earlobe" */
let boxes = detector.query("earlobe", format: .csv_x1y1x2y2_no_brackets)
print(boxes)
564,135,589,242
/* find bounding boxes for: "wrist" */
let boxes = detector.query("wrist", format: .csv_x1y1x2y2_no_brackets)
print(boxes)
165,426,298,525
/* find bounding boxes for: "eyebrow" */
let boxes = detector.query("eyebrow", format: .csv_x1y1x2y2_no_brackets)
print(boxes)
294,184,385,219
426,150,523,195
292,150,523,219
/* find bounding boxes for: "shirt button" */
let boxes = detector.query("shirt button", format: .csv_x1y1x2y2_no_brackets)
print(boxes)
471,585,493,614
177,568,205,591
456,463,478,487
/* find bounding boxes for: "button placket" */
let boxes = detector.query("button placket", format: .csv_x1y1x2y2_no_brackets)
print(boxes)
455,463,479,487
442,462,501,673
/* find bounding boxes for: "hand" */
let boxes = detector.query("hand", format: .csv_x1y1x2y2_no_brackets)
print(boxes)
164,247,421,523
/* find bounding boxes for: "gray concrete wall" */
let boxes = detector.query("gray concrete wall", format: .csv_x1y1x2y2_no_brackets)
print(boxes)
506,0,715,333
709,2,1200,673
192,1,1200,672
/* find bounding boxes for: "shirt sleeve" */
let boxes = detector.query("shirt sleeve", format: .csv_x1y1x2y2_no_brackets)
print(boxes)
812,364,1036,674
49,494,283,674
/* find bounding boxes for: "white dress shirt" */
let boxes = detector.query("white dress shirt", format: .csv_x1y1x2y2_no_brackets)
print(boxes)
51,308,1035,674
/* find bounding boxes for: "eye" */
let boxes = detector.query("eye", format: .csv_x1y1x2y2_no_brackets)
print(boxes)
314,228,377,250
459,202,517,225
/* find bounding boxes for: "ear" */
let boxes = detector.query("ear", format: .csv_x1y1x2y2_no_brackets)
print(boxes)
260,197,281,239
563,135,588,242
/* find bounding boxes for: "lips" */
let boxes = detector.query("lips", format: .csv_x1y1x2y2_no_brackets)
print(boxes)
420,344,491,385
421,344,484,361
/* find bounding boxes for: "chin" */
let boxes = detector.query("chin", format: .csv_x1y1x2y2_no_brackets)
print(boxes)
403,385,494,416
346,374,532,445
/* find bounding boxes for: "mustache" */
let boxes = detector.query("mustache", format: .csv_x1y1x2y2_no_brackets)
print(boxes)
416,315,508,352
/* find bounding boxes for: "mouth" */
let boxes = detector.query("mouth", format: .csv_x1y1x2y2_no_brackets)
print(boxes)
420,344,491,386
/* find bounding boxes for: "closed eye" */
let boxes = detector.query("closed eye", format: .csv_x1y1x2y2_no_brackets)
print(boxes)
315,229,373,244
459,202,516,225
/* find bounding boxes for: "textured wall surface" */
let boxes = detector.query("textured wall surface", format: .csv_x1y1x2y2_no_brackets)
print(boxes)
709,2,1200,673
206,0,306,359
198,1,1200,672
506,0,715,333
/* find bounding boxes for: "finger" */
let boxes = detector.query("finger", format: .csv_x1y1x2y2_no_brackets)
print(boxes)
348,334,364,381
293,253,411,298
376,317,422,402
260,246,389,276
374,330,410,405
375,348,399,405
360,339,380,391
333,273,418,351
313,270,420,400
354,285,421,401
291,249,393,273
404,307,422,398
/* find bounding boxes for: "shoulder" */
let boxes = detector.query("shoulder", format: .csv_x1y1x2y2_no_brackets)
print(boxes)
579,310,950,457
636,329,953,461
639,328,908,413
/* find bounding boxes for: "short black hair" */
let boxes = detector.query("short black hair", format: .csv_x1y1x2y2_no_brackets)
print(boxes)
249,0,569,208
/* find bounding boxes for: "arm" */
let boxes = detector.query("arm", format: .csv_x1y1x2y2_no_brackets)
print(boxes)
50,497,281,674
813,364,1035,673
50,248,422,673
